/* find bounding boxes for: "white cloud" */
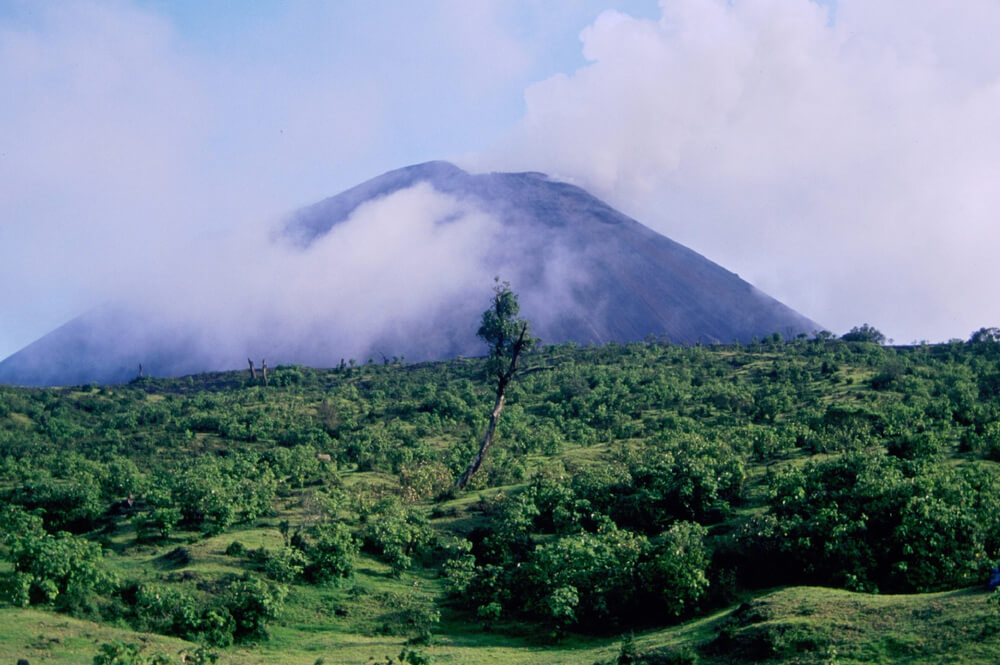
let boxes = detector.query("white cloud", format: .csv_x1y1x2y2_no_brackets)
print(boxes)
5,0,997,363
139,183,504,367
483,0,1000,342
0,2,207,349
0,0,542,359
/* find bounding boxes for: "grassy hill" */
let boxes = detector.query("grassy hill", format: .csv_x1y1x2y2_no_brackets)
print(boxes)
2,334,1000,664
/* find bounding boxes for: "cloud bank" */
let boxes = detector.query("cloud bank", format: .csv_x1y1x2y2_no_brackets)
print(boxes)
478,0,1000,343
3,0,999,363
148,183,505,369
0,0,541,359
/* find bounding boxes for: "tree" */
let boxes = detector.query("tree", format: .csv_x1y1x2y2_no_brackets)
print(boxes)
304,521,358,583
224,574,287,643
841,324,886,344
456,280,535,489
640,521,710,617
8,528,117,610
528,526,647,630
970,327,1000,344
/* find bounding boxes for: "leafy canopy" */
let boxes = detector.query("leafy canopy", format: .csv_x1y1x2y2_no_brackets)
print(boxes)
477,279,535,389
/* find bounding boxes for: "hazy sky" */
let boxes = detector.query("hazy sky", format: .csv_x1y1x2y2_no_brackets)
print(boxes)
2,0,999,361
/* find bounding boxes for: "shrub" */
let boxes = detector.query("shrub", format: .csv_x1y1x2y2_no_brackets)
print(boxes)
7,529,117,612
360,497,433,576
224,574,287,643
225,541,248,557
8,475,104,533
262,546,308,583
527,526,647,630
640,521,710,617
304,522,358,584
93,640,170,665
841,324,886,344
375,592,440,644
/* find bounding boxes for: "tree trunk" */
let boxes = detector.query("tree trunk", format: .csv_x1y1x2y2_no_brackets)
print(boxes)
456,391,506,489
456,321,528,490
248,358,256,380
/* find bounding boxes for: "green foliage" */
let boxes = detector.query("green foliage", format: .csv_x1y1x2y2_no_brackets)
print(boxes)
224,574,287,643
641,521,711,617
616,634,639,665
266,444,325,488
528,526,646,629
303,521,359,584
161,453,276,534
131,583,219,642
345,421,429,474
841,323,887,344
261,545,309,582
6,528,117,612
7,472,104,533
7,332,1000,659
545,584,579,634
892,466,1000,591
441,538,476,595
225,540,248,557
761,451,1000,592
359,496,434,576
970,327,1000,343
374,592,441,644
478,278,536,391
93,640,169,665
399,460,453,501
128,573,286,646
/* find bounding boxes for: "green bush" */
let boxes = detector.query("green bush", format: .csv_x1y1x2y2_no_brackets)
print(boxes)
360,497,433,576
262,546,309,583
375,592,440,644
93,640,170,665
527,526,647,630
225,540,248,557
7,529,117,612
640,521,710,617
224,574,287,643
8,474,104,533
304,522,358,584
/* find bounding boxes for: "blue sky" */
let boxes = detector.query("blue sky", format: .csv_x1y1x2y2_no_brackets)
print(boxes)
126,0,662,204
2,0,1000,361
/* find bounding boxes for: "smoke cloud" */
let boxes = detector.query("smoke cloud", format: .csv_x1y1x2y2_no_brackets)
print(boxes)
474,0,1000,343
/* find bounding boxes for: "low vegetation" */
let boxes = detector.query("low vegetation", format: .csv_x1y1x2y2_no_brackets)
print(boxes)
3,325,1000,663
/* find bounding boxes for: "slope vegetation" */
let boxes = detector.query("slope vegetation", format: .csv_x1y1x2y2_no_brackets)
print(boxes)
2,334,1000,664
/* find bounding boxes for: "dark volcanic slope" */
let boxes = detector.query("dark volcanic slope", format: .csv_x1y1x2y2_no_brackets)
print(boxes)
0,161,820,386
285,161,819,347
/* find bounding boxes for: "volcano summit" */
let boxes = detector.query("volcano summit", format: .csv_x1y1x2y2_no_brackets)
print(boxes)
0,162,819,386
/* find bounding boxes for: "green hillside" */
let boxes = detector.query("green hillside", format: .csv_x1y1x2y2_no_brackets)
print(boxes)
3,330,1000,664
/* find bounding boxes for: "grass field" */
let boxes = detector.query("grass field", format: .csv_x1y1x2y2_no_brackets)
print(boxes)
4,584,998,665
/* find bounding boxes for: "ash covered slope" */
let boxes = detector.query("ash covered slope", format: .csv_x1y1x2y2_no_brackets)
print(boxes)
285,160,819,347
0,161,819,386
0,305,216,388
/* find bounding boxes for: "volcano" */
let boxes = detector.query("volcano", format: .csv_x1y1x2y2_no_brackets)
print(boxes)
0,161,820,386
